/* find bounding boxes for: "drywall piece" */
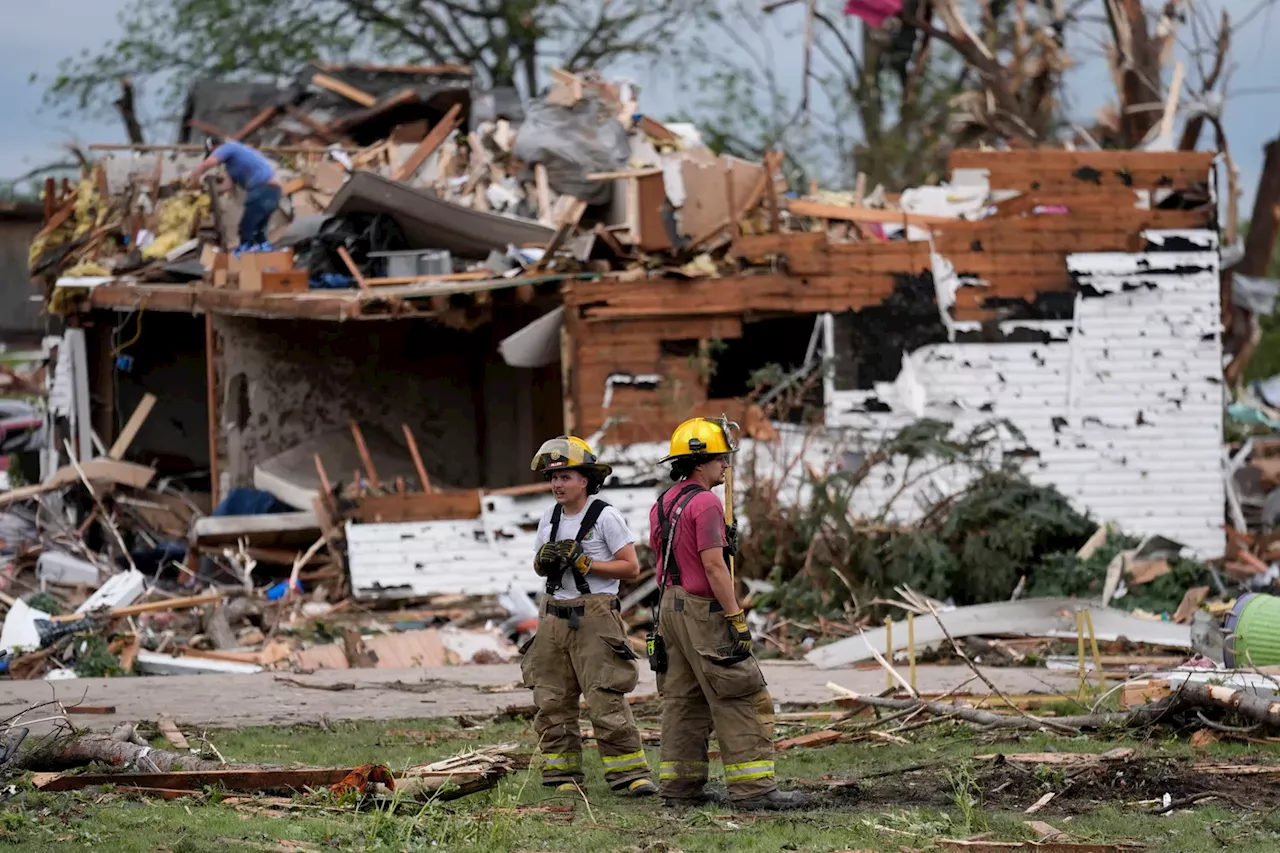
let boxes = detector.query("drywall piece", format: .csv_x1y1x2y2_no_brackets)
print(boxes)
439,626,519,663
135,651,264,676
806,597,1193,669
366,628,447,668
192,510,320,548
0,458,156,508
36,551,101,587
254,426,422,509
1,599,51,656
75,569,147,615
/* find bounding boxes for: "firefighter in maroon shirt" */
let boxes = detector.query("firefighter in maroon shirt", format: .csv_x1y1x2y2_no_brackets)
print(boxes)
646,417,809,810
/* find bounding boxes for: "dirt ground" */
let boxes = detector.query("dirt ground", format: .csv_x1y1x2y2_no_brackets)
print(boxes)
2,662,1078,731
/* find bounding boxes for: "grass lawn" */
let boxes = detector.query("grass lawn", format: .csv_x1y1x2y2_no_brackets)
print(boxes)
4,709,1280,852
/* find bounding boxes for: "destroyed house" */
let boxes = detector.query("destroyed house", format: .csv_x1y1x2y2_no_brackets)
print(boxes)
31,80,1225,599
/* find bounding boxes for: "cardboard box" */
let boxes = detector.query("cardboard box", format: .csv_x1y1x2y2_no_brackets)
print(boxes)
260,270,309,294
235,250,295,292
200,244,229,274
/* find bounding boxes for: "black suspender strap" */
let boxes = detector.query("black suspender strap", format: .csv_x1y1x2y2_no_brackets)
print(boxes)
656,483,705,591
547,499,612,597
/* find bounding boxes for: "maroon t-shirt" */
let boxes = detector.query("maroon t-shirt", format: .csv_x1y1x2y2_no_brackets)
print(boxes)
648,486,727,598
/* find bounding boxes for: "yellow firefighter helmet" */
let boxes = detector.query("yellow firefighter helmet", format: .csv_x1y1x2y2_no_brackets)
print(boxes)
659,417,739,463
530,435,613,481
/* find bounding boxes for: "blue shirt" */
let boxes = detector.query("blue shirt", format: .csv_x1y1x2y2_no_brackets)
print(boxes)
213,141,275,190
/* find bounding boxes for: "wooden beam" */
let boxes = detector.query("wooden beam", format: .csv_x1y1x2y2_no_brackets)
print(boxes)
186,118,227,138
204,314,220,507
401,424,432,492
231,104,283,142
531,198,588,272
322,88,420,136
108,393,157,461
348,420,381,489
785,199,956,228
284,104,340,142
336,246,369,290
310,73,377,108
345,490,483,523
51,593,223,623
392,103,463,182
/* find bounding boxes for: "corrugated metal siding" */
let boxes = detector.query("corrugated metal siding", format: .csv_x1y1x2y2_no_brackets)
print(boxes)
826,233,1225,556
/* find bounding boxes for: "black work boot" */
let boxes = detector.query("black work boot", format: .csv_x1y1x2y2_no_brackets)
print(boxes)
735,789,811,811
662,787,729,807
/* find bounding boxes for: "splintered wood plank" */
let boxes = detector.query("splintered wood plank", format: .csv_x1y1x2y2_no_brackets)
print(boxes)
401,424,432,492
531,198,588,271
158,716,190,749
336,246,369,290
108,393,157,460
393,103,463,182
786,199,957,228
346,490,483,523
348,420,381,489
231,105,283,142
774,730,843,750
310,73,378,108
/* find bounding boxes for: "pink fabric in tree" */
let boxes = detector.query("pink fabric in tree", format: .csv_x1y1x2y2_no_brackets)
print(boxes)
843,0,904,27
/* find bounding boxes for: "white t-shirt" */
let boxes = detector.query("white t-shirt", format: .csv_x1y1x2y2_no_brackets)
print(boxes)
534,498,636,600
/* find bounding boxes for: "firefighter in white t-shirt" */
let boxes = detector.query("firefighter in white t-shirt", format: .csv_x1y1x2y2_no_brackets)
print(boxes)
520,436,657,797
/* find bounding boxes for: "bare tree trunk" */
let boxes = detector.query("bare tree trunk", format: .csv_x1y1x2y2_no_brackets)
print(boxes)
10,732,263,773
1240,137,1280,278
847,682,1280,732
114,78,145,144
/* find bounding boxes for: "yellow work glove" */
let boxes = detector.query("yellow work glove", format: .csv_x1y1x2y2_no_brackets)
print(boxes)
534,543,560,577
724,609,752,657
554,539,592,575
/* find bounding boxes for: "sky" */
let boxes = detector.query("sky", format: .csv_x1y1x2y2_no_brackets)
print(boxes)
4,1,1280,212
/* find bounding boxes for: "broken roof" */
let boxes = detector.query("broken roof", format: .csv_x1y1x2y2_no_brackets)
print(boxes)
179,63,475,148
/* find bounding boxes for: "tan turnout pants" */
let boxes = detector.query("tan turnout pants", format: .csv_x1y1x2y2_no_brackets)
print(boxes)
656,586,777,801
520,593,651,789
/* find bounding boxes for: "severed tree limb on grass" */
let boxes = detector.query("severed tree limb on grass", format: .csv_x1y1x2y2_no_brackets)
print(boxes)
835,682,1280,734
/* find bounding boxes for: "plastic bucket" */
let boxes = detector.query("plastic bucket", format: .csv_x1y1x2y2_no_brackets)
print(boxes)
1224,593,1280,668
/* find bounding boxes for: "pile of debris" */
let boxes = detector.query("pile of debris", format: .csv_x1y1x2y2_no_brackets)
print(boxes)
0,398,531,681
29,61,1010,303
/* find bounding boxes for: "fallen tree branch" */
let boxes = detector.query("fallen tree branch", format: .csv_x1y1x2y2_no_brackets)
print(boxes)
1151,791,1247,815
834,681,1280,734
921,598,1078,735
10,731,268,774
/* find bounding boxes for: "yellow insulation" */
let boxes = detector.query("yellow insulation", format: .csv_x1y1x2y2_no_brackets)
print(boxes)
141,192,210,260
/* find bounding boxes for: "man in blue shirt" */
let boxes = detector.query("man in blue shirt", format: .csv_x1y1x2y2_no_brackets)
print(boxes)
188,137,283,249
